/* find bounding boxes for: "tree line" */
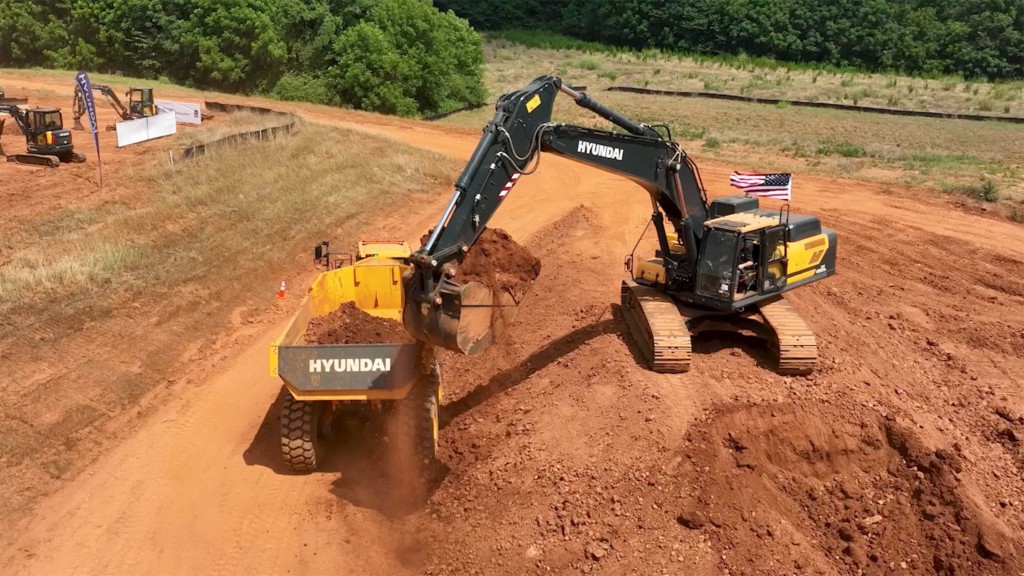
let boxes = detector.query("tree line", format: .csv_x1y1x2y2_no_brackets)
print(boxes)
436,0,1024,80
0,0,486,117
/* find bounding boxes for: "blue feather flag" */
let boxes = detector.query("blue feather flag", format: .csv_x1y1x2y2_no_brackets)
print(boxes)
75,70,103,186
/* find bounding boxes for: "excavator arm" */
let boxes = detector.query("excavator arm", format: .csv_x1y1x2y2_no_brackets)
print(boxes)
73,84,131,129
403,75,711,354
0,104,30,135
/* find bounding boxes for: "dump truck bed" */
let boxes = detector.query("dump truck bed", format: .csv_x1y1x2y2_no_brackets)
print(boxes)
270,247,426,401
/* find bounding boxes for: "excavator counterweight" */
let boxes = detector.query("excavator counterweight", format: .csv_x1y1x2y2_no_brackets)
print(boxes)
403,76,836,374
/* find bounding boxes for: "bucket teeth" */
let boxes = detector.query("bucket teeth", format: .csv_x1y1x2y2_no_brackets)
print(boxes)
620,279,691,373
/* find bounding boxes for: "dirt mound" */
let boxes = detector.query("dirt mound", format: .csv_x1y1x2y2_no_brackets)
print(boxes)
673,402,1022,575
457,228,541,299
305,302,413,344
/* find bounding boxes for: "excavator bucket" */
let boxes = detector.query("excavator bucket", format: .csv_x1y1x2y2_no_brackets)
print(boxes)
402,277,523,356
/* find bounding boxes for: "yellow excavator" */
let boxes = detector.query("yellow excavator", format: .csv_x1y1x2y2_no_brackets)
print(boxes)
72,84,157,130
402,76,836,375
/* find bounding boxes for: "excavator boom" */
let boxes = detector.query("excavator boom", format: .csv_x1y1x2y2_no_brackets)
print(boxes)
404,76,704,354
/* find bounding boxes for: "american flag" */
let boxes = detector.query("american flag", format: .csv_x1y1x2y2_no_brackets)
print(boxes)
729,172,792,200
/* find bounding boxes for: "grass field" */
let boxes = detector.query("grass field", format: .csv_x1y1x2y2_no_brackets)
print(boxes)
486,31,1024,117
439,37,1024,218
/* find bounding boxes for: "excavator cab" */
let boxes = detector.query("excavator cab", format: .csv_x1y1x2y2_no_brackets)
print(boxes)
28,109,64,132
128,88,155,117
696,216,788,303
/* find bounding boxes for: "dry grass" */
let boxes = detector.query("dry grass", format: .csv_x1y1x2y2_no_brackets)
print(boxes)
483,39,1024,117
441,40,1024,209
1,123,455,323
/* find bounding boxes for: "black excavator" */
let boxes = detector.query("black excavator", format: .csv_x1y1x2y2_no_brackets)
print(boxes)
0,104,85,167
72,84,156,130
403,75,837,375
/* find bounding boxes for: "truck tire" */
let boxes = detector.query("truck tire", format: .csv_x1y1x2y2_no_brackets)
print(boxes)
393,364,440,480
280,395,325,472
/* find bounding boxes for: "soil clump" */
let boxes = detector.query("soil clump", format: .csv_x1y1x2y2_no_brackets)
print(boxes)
457,228,541,300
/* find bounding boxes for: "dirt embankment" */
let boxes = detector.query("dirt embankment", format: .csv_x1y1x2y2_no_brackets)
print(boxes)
674,402,1021,575
305,301,413,344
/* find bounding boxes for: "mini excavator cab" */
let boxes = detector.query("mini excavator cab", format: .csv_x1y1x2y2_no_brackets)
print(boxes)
29,109,64,132
25,109,70,149
128,88,155,117
696,215,788,303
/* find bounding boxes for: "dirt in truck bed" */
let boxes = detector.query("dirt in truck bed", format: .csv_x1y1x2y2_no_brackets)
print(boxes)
304,302,414,345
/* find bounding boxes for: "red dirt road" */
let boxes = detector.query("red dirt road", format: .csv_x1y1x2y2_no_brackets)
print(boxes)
2,78,1024,575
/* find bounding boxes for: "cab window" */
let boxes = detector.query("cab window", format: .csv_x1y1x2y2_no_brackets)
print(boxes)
696,229,739,299
35,112,62,130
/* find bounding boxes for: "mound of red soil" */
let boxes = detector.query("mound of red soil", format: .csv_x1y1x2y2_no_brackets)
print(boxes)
672,402,1022,575
304,301,413,345
457,228,541,299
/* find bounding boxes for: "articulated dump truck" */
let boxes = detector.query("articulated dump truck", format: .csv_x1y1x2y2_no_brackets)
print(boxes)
269,241,440,476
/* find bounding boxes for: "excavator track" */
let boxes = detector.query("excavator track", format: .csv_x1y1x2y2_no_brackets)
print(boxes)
620,279,691,373
6,154,59,168
757,296,817,375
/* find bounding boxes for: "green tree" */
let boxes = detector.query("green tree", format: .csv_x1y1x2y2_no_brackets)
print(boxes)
182,0,288,93
0,0,50,66
328,22,417,115
68,0,183,77
0,0,490,115
325,0,485,116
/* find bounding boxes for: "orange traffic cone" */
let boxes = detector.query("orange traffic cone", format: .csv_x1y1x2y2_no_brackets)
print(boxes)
277,280,286,299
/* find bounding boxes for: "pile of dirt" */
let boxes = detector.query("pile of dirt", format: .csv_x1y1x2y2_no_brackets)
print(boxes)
672,402,1022,575
304,302,413,344
455,228,541,299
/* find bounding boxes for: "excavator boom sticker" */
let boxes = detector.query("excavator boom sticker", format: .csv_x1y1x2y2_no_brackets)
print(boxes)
525,94,541,113
499,172,521,198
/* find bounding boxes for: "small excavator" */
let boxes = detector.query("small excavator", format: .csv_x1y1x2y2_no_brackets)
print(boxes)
403,75,836,375
0,104,85,167
72,84,156,130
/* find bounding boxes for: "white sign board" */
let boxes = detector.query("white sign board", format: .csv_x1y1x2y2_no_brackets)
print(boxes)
155,99,202,125
115,111,178,147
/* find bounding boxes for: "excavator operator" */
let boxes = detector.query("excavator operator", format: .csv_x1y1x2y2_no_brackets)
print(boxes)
737,236,758,295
